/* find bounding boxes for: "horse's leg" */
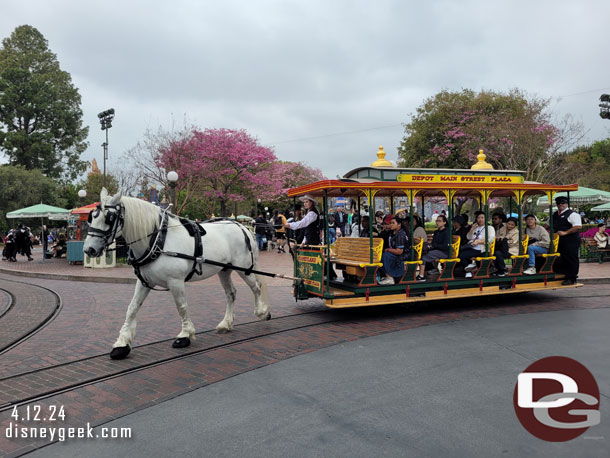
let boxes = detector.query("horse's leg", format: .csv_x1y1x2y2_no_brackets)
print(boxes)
168,279,196,348
110,280,151,360
237,272,271,321
216,270,237,333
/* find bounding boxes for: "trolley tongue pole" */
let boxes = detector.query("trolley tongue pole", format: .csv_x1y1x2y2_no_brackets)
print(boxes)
163,253,303,283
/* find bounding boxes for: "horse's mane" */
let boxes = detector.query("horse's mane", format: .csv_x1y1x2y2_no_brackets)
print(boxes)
120,196,161,243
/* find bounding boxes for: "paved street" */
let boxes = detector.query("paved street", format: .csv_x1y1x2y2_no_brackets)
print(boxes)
0,248,608,457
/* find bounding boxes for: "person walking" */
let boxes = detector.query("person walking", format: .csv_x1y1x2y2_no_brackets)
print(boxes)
254,214,268,251
15,224,33,261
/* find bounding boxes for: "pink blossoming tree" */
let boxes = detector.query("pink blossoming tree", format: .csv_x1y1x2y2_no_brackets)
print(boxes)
157,128,283,216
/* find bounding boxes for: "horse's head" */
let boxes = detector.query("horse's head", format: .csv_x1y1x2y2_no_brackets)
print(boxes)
83,187,124,257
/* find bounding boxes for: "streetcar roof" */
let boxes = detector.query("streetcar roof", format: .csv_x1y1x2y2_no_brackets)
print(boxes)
286,178,578,199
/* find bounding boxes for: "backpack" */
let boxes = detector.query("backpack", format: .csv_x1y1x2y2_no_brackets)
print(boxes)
273,215,283,229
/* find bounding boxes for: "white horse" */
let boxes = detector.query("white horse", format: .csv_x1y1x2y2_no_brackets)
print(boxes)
83,188,271,360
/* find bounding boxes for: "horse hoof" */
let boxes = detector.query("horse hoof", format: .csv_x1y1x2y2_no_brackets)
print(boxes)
216,327,230,334
172,337,191,348
265,312,271,321
110,346,131,360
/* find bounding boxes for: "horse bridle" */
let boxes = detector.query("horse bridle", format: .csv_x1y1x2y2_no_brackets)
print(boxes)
87,203,124,250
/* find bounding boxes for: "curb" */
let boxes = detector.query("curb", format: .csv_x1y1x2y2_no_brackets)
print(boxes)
0,267,136,284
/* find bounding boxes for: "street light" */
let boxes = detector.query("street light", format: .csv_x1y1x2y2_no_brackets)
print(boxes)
167,170,178,212
97,108,115,188
77,190,87,241
600,94,610,120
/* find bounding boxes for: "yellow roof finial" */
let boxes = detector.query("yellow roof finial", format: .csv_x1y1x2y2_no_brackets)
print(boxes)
471,149,494,170
371,145,393,167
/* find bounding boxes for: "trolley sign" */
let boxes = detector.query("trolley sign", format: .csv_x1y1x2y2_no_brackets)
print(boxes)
295,247,325,296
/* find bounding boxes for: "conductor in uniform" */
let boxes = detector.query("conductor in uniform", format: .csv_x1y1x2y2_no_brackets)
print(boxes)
552,196,582,285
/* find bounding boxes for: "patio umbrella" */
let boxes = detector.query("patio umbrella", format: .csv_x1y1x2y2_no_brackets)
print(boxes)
6,203,71,220
236,214,254,221
590,202,610,212
6,203,71,259
537,186,610,206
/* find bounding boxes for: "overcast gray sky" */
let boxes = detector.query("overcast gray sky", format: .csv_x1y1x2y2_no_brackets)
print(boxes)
2,0,610,179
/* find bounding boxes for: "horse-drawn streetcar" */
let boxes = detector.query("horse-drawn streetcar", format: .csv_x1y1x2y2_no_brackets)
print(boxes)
288,148,582,308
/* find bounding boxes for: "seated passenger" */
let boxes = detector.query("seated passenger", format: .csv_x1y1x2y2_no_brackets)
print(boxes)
452,215,469,246
594,223,609,248
379,214,393,248
412,214,428,245
492,211,507,234
417,214,449,281
378,216,409,285
460,211,496,278
359,216,379,238
492,217,519,276
523,214,550,275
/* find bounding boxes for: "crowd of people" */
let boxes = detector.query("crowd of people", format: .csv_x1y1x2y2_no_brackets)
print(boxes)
1,223,34,262
252,195,592,287
1,225,68,262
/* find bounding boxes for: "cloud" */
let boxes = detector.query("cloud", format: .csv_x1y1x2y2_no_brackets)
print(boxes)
1,0,610,178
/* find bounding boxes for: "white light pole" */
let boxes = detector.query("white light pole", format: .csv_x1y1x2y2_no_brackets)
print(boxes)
167,171,178,212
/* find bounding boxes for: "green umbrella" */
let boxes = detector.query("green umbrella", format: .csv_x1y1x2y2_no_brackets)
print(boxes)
590,202,610,212
537,186,610,206
236,214,254,221
6,203,72,220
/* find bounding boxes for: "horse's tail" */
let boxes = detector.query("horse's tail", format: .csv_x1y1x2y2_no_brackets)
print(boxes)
255,273,269,305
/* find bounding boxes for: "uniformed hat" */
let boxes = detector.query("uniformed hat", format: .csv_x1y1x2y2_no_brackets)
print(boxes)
555,196,569,205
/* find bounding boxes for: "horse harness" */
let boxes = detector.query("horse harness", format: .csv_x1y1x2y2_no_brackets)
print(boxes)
89,204,255,290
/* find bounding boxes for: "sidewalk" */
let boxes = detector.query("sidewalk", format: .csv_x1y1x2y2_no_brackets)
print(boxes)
0,246,298,285
1,246,609,284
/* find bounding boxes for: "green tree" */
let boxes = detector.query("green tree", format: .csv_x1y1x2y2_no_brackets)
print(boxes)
80,171,119,204
0,165,61,232
398,89,583,183
0,25,88,181
563,139,610,191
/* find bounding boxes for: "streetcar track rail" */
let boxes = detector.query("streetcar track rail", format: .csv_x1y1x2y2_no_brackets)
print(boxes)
0,287,608,413
0,280,63,357
0,288,14,319
0,309,347,412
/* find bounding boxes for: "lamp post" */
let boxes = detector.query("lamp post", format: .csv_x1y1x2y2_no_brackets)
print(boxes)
97,108,115,188
167,170,178,212
77,190,87,241
600,94,610,120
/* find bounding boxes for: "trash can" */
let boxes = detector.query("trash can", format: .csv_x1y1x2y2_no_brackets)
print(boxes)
67,241,85,264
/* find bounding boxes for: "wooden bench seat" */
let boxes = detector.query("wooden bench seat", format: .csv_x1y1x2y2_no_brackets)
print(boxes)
473,238,496,278
399,237,424,283
538,233,560,274
582,237,610,263
330,237,384,286
437,235,462,281
508,234,529,276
